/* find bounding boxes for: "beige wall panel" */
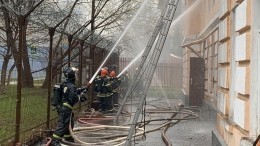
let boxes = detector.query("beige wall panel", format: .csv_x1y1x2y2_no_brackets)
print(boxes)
232,126,248,146
208,36,213,46
219,0,230,19
220,126,247,146
213,69,218,81
217,91,229,115
223,121,234,145
235,32,251,61
213,56,218,69
224,120,234,134
235,67,250,95
212,30,219,44
213,82,218,95
219,16,230,41
235,0,251,32
233,97,250,131
208,46,212,58
218,41,230,63
218,68,230,89
217,114,247,146
213,55,218,80
215,43,219,55
217,113,227,139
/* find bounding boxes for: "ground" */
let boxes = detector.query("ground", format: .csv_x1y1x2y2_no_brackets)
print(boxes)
38,91,217,146
125,97,217,146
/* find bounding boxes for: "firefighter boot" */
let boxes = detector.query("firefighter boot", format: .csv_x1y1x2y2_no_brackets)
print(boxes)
64,135,75,143
49,138,61,146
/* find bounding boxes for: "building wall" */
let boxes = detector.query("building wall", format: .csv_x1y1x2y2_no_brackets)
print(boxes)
183,0,258,145
218,0,253,145
185,0,220,36
250,0,260,138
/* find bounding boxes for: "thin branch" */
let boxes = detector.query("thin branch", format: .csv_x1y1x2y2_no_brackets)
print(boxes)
94,1,129,29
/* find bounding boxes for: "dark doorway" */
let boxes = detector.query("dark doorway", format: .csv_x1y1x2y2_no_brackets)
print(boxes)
189,57,205,106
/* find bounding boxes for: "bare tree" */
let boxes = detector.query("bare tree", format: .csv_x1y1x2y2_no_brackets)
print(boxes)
0,0,142,90
0,2,19,91
0,0,44,88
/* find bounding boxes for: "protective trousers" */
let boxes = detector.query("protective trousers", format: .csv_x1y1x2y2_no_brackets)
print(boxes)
51,106,74,145
113,92,119,107
98,95,113,112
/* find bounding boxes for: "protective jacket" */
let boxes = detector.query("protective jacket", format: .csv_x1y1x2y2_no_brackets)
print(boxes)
110,77,121,93
94,75,113,97
94,75,113,112
51,80,87,145
51,81,78,109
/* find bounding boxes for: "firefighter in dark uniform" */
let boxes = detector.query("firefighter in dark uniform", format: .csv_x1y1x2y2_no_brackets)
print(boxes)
109,70,121,107
50,67,87,146
94,68,113,113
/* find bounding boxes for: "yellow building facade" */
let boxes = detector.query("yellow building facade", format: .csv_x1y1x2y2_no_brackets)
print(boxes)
181,0,259,145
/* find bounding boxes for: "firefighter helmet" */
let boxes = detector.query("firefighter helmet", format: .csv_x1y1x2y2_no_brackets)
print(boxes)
110,70,116,77
101,69,108,77
63,67,78,81
102,67,108,71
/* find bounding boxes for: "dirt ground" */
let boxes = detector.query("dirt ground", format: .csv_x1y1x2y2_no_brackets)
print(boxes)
38,94,217,146
124,97,217,146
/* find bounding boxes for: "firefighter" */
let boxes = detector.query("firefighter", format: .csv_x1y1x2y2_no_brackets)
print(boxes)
50,67,88,146
109,70,121,107
94,68,113,113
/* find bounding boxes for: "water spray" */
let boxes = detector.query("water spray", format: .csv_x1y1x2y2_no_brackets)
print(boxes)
89,0,149,84
170,54,183,59
169,0,201,30
117,50,144,78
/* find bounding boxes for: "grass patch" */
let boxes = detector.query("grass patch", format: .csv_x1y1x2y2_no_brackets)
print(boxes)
0,86,57,143
33,79,45,85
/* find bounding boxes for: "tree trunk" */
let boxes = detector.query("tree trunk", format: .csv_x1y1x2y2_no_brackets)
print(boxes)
7,64,15,86
0,57,9,94
41,65,59,88
22,19,34,88
1,6,18,91
0,56,9,87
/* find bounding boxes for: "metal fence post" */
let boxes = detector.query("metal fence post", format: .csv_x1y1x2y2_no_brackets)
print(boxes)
47,27,55,129
68,35,73,67
15,15,25,145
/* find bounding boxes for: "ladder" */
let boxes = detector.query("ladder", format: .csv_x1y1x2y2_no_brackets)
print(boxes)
118,0,180,145
114,0,169,124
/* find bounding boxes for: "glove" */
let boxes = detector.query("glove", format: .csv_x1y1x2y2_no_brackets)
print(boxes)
77,86,88,94
80,94,87,102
